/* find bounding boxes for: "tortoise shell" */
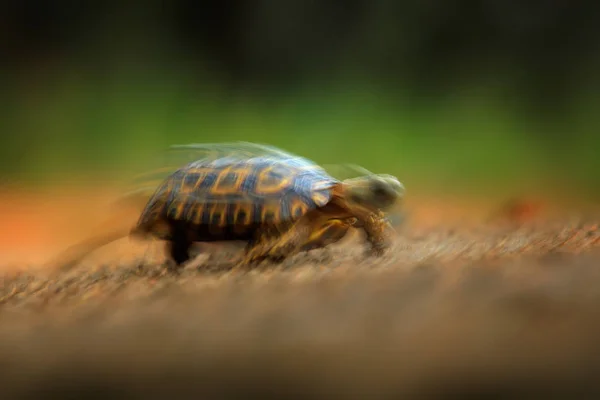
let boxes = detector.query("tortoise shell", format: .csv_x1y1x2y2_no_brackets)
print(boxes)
132,152,340,242
122,141,306,201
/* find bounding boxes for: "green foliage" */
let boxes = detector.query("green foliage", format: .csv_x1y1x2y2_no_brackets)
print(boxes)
3,71,600,197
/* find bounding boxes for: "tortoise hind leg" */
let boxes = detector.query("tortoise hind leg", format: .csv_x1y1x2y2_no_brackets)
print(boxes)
167,221,193,269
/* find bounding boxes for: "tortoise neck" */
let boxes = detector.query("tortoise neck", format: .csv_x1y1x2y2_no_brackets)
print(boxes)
330,182,346,199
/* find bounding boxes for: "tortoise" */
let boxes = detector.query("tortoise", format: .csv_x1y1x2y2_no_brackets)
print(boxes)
131,142,405,268
47,142,405,271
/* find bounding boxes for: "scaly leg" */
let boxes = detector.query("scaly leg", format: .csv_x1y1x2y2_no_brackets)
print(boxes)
361,210,396,257
300,217,357,251
166,221,194,270
242,217,315,266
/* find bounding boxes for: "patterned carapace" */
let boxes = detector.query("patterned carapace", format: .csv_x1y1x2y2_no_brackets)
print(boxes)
133,153,341,242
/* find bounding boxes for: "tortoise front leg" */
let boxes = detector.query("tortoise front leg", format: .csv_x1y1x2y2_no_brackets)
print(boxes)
360,210,396,257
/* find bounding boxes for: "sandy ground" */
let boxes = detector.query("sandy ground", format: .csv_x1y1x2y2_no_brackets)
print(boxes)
1,186,600,398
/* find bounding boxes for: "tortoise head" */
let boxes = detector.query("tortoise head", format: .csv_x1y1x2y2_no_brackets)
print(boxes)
341,173,405,212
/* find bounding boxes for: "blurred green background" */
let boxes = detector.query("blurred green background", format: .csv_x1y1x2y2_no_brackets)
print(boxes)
2,0,600,197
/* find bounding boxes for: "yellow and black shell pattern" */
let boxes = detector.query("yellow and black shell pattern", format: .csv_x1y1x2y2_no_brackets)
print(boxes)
133,154,340,242
122,141,279,200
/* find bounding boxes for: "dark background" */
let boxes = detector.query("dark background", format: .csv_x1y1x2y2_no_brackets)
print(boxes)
3,0,600,195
